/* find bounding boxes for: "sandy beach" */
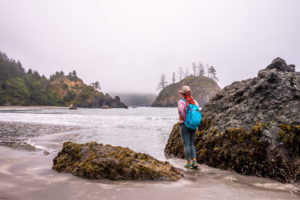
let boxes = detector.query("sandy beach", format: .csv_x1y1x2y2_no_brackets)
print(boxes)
0,146,299,200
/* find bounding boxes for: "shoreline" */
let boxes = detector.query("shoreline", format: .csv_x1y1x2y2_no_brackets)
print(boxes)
0,146,299,200
0,106,68,110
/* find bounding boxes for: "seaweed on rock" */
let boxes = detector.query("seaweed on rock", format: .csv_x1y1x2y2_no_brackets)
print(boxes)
53,142,182,181
165,118,300,183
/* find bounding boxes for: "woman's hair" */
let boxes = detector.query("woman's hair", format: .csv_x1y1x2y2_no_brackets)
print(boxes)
183,91,196,105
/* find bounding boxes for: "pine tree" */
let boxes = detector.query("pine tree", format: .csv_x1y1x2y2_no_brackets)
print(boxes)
91,81,101,91
192,62,197,76
172,72,176,84
27,68,33,74
207,65,211,78
157,74,168,91
198,63,205,76
72,70,77,77
207,66,218,81
178,67,184,81
185,67,189,78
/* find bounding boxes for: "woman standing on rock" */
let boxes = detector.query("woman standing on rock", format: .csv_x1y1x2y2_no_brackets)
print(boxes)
178,86,201,169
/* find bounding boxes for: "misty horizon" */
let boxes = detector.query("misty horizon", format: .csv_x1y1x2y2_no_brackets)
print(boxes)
1,0,299,94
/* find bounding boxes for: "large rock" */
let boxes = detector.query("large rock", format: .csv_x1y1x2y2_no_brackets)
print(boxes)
53,142,181,181
152,76,220,107
165,58,300,183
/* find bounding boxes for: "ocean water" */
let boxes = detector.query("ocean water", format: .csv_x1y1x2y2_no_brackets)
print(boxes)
0,107,177,160
0,107,299,199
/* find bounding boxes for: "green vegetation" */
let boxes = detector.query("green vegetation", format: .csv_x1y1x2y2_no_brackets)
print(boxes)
277,124,300,157
0,52,102,106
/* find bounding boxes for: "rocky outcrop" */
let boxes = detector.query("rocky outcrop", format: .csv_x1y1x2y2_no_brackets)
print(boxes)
50,74,127,109
75,93,128,108
152,76,220,107
53,142,181,181
165,58,300,183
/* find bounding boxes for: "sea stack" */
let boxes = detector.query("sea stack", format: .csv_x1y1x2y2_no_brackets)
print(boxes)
165,58,300,183
152,75,220,107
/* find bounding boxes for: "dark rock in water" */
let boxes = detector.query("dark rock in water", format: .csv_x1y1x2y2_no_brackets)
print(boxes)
165,58,300,183
75,93,128,109
53,142,181,181
69,104,77,110
44,151,50,155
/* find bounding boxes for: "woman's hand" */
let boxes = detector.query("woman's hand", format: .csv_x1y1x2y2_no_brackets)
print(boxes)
179,115,183,120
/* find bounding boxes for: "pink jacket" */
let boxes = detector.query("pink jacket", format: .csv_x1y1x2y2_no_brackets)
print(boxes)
178,99,199,123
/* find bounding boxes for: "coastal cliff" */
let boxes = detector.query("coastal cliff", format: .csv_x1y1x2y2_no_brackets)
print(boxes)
152,76,220,107
165,58,300,183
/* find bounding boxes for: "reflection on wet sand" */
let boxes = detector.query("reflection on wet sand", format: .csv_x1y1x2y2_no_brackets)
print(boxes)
0,147,299,200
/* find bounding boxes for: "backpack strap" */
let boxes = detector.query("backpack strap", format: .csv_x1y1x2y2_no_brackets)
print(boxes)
181,98,190,110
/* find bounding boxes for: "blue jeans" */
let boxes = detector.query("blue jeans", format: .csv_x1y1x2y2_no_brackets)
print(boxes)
179,123,197,161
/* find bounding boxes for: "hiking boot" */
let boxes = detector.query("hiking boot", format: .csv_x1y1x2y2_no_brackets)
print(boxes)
184,163,193,168
191,161,198,169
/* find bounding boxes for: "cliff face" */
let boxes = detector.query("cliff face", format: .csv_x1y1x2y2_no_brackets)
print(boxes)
152,76,220,107
165,58,300,183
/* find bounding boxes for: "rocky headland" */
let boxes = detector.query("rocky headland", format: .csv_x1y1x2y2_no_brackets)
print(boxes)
152,76,220,107
165,58,300,183
49,76,128,109
53,142,181,181
0,51,128,108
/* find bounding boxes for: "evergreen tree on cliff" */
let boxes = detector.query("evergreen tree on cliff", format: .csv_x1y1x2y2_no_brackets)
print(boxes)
192,62,197,76
172,72,176,84
178,66,184,81
198,63,205,76
207,66,218,81
91,81,101,91
157,73,168,91
185,67,189,78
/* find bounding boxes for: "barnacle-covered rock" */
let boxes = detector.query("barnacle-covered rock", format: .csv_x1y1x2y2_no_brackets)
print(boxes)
53,142,181,181
165,58,300,183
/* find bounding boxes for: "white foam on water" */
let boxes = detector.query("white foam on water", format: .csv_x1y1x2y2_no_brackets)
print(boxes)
0,107,177,160
253,182,299,192
26,139,47,150
0,164,13,175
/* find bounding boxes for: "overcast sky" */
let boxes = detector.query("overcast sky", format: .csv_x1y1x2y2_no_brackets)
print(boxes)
0,0,299,94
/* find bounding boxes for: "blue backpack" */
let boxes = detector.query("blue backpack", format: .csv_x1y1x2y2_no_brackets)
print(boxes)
182,99,201,130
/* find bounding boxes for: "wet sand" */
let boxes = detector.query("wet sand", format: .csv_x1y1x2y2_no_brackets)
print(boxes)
0,146,299,200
